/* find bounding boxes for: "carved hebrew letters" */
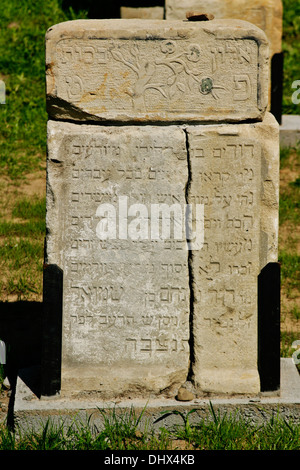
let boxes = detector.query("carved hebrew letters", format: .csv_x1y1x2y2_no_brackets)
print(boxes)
187,123,263,394
46,122,190,394
45,20,278,398
54,37,257,112
46,19,269,122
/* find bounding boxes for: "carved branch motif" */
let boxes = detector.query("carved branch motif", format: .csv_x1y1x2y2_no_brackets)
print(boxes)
110,41,226,111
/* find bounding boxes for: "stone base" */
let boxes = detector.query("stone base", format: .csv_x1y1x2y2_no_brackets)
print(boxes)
280,115,300,148
7,359,300,432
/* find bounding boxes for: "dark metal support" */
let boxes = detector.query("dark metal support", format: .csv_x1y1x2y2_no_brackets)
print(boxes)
41,264,63,397
258,262,281,392
270,52,284,125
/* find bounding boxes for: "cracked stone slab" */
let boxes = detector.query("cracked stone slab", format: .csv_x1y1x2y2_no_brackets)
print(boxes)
45,113,279,398
46,121,190,398
186,112,279,395
45,18,269,123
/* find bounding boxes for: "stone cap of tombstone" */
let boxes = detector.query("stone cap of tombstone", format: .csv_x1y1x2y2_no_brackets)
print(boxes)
45,18,269,123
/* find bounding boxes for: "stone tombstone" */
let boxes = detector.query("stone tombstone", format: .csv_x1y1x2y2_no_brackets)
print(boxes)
46,122,191,396
45,19,279,398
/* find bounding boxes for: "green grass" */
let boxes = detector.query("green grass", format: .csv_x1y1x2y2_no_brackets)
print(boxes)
0,237,44,300
281,331,300,356
279,251,300,293
278,147,299,305
169,405,300,450
0,0,88,179
0,196,45,301
0,405,299,450
0,194,45,300
12,196,46,220
279,176,300,225
282,0,300,115
0,196,46,237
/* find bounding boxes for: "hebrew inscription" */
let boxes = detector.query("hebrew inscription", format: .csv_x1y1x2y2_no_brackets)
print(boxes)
44,19,279,398
46,121,191,395
45,113,278,397
46,19,269,122
186,115,279,394
187,126,261,393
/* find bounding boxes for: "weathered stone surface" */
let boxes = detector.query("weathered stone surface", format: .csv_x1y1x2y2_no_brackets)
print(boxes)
166,0,282,57
45,19,269,123
120,6,164,19
186,112,279,394
176,386,195,401
45,121,190,397
166,0,282,110
45,112,279,397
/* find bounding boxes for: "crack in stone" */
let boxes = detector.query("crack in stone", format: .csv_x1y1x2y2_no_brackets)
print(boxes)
183,127,195,382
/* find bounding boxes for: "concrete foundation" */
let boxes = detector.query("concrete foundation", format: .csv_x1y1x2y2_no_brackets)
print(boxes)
7,358,300,432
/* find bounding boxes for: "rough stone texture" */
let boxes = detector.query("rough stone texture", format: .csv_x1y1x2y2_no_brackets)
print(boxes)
165,0,282,58
166,0,282,109
120,6,164,19
46,121,191,398
44,19,279,399
186,112,279,394
45,113,278,397
45,18,269,123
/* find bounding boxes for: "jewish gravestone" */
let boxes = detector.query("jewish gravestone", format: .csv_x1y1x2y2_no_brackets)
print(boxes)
44,19,278,398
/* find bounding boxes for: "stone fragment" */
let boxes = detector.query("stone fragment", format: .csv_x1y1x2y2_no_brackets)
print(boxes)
45,121,190,397
45,18,269,123
186,12,215,21
186,112,279,395
3,378,10,390
120,6,164,19
176,387,195,401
